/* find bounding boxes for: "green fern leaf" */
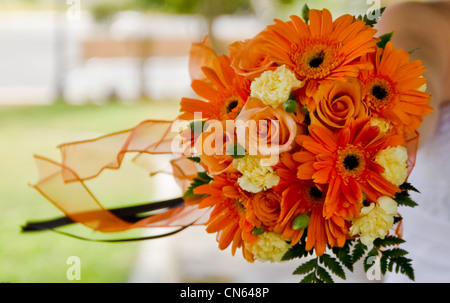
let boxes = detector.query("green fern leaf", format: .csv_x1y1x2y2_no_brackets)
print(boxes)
293,258,317,275
300,272,316,283
351,239,368,265
394,191,418,207
374,236,406,248
363,247,379,272
316,265,334,283
183,172,213,198
400,182,420,193
382,248,409,258
332,241,353,271
320,254,346,280
282,242,310,261
356,7,386,27
377,31,394,49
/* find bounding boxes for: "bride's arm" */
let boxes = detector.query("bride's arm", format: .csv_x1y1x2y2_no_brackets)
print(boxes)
375,1,450,147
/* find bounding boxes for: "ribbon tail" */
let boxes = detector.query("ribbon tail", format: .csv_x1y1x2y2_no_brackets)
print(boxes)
21,197,185,232
25,119,207,237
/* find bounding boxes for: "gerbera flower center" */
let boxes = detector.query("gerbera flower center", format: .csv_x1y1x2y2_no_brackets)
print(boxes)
303,182,325,208
365,77,395,113
308,51,325,68
371,85,388,100
336,145,366,180
225,98,239,113
234,198,246,214
310,186,323,199
220,92,242,120
343,154,360,171
290,40,344,80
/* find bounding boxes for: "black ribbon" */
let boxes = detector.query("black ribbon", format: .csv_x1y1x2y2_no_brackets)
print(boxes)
21,197,189,242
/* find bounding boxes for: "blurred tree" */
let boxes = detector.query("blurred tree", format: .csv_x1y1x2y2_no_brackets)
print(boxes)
87,0,297,101
91,2,127,24
134,0,253,53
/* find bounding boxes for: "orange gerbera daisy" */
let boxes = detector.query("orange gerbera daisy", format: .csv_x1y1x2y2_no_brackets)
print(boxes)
194,173,255,261
259,9,377,96
179,55,251,121
293,118,402,220
273,153,348,256
359,41,432,135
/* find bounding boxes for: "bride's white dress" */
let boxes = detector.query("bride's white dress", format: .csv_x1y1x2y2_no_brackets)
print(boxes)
384,102,450,283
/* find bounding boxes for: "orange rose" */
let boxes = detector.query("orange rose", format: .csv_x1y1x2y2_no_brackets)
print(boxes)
229,34,275,81
235,98,298,159
194,120,236,175
311,79,368,129
246,191,281,229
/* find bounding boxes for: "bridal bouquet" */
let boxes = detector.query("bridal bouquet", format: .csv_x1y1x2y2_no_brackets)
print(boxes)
24,6,432,282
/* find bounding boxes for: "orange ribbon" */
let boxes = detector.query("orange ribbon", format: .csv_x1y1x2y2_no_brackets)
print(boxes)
30,120,208,234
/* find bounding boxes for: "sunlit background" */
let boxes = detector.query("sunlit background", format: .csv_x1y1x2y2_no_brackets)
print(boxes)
0,0,423,283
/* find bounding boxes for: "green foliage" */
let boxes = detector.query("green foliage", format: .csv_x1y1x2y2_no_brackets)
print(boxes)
183,172,213,198
376,240,415,280
320,254,346,280
351,239,368,265
408,47,420,55
316,264,334,283
294,257,328,283
284,232,351,283
384,254,415,280
393,215,403,225
286,231,415,282
189,120,208,135
363,246,379,272
279,0,295,4
300,271,321,283
332,241,353,272
226,143,246,159
292,253,345,283
373,235,405,247
91,2,134,23
293,258,317,275
187,156,201,163
394,184,419,208
377,31,394,49
252,226,265,235
282,236,313,261
358,235,415,281
301,4,310,24
135,0,252,16
400,182,420,193
355,7,386,27
135,0,201,14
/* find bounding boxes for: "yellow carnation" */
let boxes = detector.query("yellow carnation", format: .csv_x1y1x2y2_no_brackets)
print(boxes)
250,65,303,108
350,196,398,247
250,232,290,262
375,146,408,186
370,117,392,134
233,155,280,193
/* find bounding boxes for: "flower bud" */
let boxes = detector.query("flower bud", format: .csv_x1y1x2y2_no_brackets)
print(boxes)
292,214,310,230
283,99,299,113
252,226,265,235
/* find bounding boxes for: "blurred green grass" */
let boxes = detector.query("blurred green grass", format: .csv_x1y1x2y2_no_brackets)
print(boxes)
0,100,180,282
